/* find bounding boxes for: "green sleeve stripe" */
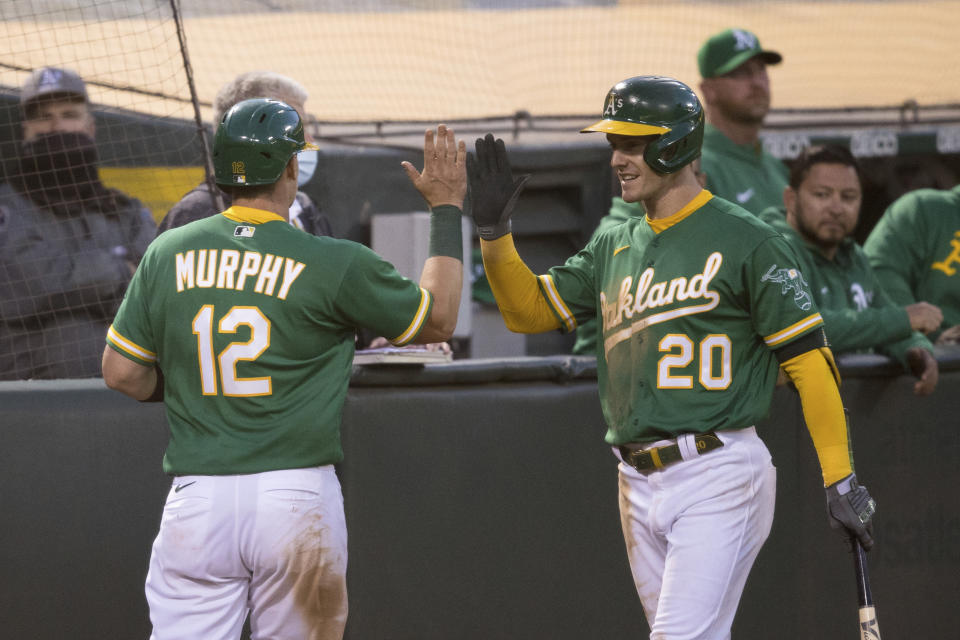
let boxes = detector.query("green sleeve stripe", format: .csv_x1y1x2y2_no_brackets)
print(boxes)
106,325,157,363
538,274,577,332
764,313,824,347
391,287,432,345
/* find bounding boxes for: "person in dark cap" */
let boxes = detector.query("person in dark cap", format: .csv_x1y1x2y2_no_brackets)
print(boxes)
0,66,156,379
698,28,789,214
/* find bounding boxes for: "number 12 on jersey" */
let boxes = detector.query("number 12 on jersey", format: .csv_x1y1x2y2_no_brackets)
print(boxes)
192,305,273,397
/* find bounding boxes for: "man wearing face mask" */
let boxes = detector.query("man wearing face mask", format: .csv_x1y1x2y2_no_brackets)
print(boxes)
0,67,156,380
156,71,332,238
156,72,455,354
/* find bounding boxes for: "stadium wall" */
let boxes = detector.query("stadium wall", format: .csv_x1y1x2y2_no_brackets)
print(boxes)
2,353,958,639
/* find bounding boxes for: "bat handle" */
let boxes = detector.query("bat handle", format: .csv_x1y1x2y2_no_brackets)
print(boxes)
852,538,873,607
852,537,881,639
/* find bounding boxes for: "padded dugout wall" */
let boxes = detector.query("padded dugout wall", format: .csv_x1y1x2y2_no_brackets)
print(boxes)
2,353,959,639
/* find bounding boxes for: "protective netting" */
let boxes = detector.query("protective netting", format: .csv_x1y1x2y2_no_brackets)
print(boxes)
6,1,960,120
1,0,958,379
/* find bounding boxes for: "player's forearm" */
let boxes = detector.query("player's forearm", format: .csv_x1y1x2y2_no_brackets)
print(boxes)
781,347,854,485
415,205,463,343
480,235,561,333
416,256,462,343
101,346,158,401
819,306,912,353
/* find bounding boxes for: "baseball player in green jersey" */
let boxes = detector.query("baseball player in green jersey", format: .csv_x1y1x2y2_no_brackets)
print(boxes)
864,183,960,345
759,144,941,395
468,76,876,639
101,98,466,639
572,160,706,355
698,28,789,215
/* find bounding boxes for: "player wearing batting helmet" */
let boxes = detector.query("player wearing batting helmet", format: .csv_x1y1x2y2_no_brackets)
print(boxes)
102,98,467,639
468,75,877,639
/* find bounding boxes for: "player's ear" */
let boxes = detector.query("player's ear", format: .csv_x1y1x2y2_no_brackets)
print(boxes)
698,79,714,104
286,156,298,182
783,186,797,218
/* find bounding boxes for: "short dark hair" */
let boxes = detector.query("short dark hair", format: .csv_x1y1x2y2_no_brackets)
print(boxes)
789,144,861,190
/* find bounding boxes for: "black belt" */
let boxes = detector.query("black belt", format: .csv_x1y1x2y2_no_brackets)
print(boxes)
619,432,724,472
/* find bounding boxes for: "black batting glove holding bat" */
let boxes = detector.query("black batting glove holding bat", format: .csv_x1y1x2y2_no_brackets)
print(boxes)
466,133,530,240
825,473,877,550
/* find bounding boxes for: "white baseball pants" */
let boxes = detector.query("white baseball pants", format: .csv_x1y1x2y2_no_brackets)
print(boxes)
617,426,776,640
145,465,348,640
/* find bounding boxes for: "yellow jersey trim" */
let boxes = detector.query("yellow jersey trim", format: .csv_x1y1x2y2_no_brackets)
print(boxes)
647,190,713,234
106,325,157,363
221,206,286,225
538,274,577,332
391,287,432,345
764,313,824,347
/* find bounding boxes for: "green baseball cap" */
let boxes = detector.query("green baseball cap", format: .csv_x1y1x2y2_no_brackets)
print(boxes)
698,28,782,78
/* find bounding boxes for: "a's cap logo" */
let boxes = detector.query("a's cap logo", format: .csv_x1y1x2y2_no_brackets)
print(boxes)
234,225,255,238
38,68,64,88
732,29,758,51
603,93,624,117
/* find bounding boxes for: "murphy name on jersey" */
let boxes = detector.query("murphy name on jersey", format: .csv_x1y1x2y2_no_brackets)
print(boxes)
174,249,305,299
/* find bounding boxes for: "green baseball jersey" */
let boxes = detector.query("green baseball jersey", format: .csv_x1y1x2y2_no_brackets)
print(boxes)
863,185,960,337
700,123,789,215
572,197,643,356
107,206,432,475
760,206,932,368
540,192,823,445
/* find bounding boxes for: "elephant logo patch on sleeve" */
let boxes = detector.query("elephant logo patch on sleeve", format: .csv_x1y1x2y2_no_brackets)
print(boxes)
761,264,813,311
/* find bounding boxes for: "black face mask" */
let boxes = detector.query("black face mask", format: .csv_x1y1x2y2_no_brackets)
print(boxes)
14,131,116,214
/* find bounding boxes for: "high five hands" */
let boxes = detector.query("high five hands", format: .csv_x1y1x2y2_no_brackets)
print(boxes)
402,124,467,210
466,133,530,240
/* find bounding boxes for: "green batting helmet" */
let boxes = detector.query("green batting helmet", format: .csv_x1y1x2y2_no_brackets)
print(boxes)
581,76,704,174
213,98,317,187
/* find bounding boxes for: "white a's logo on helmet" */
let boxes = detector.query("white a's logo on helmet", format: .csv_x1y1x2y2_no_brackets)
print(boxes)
603,93,624,117
732,29,757,51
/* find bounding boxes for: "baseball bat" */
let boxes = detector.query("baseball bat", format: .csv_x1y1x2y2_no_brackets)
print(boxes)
852,537,881,639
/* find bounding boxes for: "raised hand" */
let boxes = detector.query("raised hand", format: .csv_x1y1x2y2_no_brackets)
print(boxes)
402,124,467,209
466,133,530,240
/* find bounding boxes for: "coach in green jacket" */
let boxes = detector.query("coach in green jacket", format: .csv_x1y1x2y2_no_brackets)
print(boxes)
697,28,789,215
864,184,960,345
759,145,942,395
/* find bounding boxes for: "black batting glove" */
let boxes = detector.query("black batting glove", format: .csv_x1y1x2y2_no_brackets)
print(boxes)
466,133,530,241
825,473,877,550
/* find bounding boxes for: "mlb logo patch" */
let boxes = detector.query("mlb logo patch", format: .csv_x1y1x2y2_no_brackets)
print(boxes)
233,175,246,184
234,225,255,238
